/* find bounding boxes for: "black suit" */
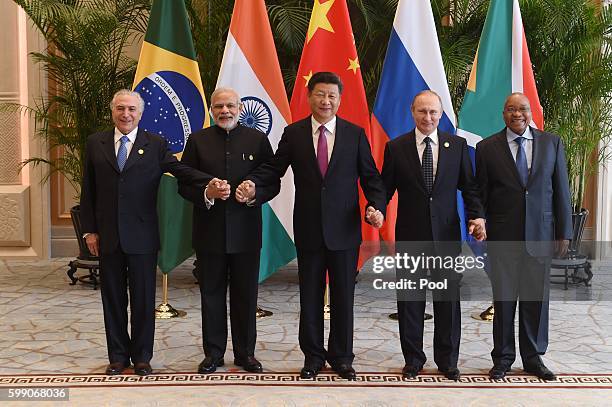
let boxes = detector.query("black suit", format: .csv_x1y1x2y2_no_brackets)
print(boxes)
80,129,206,365
178,124,278,361
476,127,572,367
381,130,483,369
250,116,386,366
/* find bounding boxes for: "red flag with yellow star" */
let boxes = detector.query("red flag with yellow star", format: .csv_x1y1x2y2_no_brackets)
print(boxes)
291,0,379,268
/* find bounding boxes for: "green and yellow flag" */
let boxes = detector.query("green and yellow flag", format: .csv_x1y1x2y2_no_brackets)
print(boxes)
132,0,209,273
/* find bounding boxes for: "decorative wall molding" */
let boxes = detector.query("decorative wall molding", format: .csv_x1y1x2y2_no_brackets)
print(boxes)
0,185,30,246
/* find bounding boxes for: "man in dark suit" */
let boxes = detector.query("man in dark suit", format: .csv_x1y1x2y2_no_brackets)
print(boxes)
239,72,386,380
177,87,279,374
80,89,207,376
476,92,572,381
381,90,485,380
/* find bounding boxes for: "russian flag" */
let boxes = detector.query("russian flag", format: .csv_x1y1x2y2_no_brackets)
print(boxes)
371,0,464,243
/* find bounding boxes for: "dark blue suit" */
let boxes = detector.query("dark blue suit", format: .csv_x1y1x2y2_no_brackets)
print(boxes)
476,127,572,367
80,128,207,365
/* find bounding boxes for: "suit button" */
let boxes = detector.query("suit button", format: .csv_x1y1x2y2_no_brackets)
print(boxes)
526,190,529,195
322,187,326,191
429,197,433,201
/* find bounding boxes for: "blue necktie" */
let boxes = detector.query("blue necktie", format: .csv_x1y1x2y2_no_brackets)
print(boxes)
117,135,129,171
514,136,528,186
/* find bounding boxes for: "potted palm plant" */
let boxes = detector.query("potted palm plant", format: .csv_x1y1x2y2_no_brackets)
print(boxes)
523,0,612,237
4,0,150,282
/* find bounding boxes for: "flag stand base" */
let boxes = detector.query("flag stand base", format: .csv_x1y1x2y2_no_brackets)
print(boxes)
155,302,186,319
256,306,273,319
388,312,432,321
155,274,186,319
471,305,494,322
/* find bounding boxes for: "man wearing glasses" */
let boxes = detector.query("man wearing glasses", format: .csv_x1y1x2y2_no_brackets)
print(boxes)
178,87,279,374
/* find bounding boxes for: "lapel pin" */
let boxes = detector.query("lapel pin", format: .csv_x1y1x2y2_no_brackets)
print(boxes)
249,154,254,161
138,149,144,155
444,142,450,148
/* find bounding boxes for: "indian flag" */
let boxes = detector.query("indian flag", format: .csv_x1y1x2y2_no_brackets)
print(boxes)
132,0,209,273
216,0,296,282
458,0,543,145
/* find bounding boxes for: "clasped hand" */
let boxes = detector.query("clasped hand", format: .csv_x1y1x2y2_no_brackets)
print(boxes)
468,218,487,241
235,180,256,203
365,206,384,229
206,178,231,200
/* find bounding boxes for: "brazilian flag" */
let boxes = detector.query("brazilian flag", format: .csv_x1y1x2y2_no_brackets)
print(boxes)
132,0,209,273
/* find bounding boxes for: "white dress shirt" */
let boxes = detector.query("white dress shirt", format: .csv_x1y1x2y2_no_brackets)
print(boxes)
415,128,439,178
114,126,138,158
311,116,336,162
506,127,533,170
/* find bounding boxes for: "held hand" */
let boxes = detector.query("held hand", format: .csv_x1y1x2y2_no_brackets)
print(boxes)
235,180,256,203
85,233,100,257
206,178,231,200
468,218,487,241
555,239,570,258
365,206,384,229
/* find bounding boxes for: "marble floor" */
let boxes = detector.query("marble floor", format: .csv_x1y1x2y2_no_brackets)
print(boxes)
1,257,611,405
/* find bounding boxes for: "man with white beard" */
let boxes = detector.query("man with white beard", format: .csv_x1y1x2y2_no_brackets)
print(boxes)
178,87,279,374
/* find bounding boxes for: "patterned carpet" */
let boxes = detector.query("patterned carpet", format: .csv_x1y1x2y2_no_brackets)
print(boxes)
2,372,612,389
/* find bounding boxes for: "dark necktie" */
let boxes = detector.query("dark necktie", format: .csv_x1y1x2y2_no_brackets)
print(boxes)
422,136,434,194
117,135,129,171
514,136,528,186
317,125,328,177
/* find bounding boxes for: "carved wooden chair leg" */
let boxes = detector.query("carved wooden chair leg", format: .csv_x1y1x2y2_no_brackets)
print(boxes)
67,261,78,285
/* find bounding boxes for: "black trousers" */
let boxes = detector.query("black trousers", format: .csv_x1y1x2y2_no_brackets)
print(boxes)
396,268,461,370
195,250,259,361
99,248,157,365
489,244,550,367
296,246,358,367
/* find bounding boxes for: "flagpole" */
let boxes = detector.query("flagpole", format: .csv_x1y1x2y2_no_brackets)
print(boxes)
323,282,330,320
155,272,186,319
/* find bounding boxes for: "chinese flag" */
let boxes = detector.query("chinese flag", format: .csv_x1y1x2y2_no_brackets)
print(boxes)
290,0,379,269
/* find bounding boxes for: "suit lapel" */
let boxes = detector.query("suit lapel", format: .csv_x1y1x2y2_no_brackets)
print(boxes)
527,126,540,187
401,131,427,194
100,130,120,173
325,117,344,178
432,132,449,193
122,129,149,173
301,118,323,181
495,130,524,186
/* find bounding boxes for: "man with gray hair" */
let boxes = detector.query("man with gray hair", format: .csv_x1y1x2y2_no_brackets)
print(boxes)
178,87,279,374
80,89,208,376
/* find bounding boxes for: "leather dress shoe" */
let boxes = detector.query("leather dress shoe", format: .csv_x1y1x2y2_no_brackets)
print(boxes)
489,365,510,380
105,362,129,375
300,363,323,379
134,362,152,376
524,362,556,381
332,363,356,381
402,364,421,379
438,367,461,381
198,356,224,374
234,356,263,373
